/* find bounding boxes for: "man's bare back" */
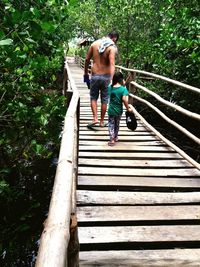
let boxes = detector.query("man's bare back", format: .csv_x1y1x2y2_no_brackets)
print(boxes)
85,39,116,78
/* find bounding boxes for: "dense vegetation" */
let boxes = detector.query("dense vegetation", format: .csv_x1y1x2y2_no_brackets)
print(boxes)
72,0,199,110
0,0,199,265
0,1,73,266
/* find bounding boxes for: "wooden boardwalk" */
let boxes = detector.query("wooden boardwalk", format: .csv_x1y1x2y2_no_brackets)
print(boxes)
68,61,200,266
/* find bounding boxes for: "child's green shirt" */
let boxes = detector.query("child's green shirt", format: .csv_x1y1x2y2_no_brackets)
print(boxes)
108,85,129,116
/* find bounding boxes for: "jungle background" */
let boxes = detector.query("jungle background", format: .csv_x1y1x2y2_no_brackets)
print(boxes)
0,0,199,266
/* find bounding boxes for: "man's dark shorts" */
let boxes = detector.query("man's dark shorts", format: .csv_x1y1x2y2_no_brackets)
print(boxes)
90,74,111,104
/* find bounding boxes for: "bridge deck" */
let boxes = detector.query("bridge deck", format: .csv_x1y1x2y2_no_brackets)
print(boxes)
68,61,200,266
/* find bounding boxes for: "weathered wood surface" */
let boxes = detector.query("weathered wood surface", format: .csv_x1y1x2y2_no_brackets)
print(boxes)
78,166,199,176
79,158,191,167
79,140,166,146
79,151,182,159
79,249,200,266
68,61,200,266
78,175,200,188
79,145,175,151
79,130,155,136
79,225,200,243
77,190,200,205
77,205,200,221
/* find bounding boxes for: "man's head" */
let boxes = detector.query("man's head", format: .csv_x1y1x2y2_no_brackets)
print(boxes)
108,31,119,43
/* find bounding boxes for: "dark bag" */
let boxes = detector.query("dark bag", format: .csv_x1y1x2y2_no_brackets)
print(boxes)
125,111,137,131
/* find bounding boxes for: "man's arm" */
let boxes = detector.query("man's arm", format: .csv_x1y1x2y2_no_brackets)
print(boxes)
84,46,93,75
108,46,116,78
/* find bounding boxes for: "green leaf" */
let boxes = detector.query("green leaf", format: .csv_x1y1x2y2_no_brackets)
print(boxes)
26,37,36,43
40,114,48,125
0,180,9,194
0,39,13,46
41,22,56,32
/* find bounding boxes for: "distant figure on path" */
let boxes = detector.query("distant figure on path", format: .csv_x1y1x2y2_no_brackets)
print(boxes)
83,31,119,128
107,72,133,146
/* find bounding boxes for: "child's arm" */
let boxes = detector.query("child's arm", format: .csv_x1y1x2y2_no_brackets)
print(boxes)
122,95,129,111
122,95,134,112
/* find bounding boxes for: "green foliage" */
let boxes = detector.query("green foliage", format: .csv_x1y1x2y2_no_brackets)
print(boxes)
0,0,68,168
0,0,70,265
155,1,200,84
69,0,199,112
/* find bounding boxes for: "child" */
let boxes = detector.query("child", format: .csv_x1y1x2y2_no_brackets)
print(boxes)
107,72,132,146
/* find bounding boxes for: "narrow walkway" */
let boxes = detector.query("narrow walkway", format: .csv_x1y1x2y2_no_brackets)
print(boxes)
69,61,200,266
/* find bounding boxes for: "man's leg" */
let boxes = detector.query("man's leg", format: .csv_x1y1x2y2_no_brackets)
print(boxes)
100,75,110,127
100,102,107,126
91,100,98,124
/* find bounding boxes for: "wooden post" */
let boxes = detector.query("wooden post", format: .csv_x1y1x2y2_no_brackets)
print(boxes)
63,67,68,97
126,72,136,105
68,214,79,267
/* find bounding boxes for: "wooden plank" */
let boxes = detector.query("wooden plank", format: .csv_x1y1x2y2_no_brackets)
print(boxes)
79,145,174,152
79,116,138,121
79,135,157,140
78,175,200,188
78,225,200,244
80,120,138,124
79,121,142,127
79,130,149,135
79,131,155,135
79,158,192,167
78,167,200,176
79,249,200,266
77,190,200,205
80,122,143,127
79,140,164,146
77,205,200,222
79,126,148,131
79,151,182,159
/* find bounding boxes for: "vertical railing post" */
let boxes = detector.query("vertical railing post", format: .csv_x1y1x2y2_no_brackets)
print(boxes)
63,66,68,97
127,72,136,105
67,98,80,267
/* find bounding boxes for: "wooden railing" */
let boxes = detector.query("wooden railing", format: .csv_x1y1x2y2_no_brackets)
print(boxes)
35,59,80,267
75,56,200,169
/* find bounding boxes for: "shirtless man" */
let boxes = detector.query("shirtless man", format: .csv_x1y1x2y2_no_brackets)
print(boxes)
84,31,119,127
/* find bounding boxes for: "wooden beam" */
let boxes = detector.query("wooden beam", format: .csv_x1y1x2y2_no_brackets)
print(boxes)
77,190,200,205
79,249,200,266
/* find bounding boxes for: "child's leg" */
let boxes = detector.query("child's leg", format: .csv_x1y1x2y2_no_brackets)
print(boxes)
108,116,115,145
114,115,121,141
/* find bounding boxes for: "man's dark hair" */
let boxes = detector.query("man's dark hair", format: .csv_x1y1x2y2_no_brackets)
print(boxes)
108,31,119,41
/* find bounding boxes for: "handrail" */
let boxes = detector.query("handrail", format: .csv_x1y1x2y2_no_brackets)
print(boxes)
131,81,200,121
75,55,92,74
35,59,80,267
75,56,200,94
75,55,200,166
116,65,200,94
132,106,200,170
131,94,200,146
